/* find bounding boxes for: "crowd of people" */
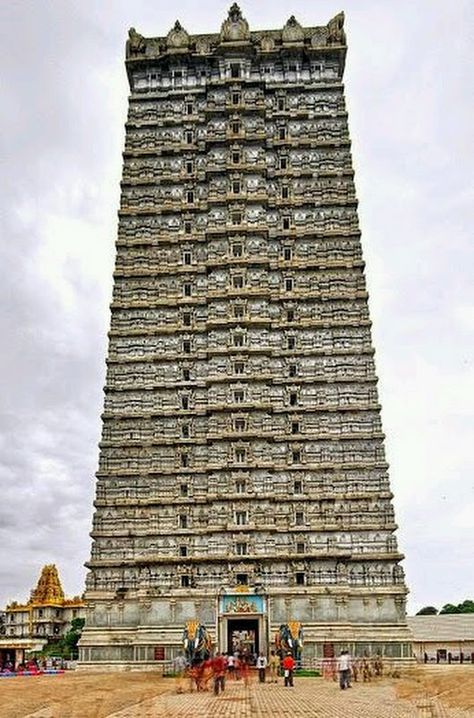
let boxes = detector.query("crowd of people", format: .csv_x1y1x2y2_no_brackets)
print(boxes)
329,651,384,689
173,649,385,696
173,649,298,695
0,657,66,675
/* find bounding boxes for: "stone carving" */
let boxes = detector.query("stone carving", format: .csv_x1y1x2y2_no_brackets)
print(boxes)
183,621,212,662
126,27,146,58
166,20,190,50
260,34,275,52
220,3,250,42
282,16,304,43
326,11,346,46
310,29,326,47
195,38,211,54
275,621,304,661
82,8,411,669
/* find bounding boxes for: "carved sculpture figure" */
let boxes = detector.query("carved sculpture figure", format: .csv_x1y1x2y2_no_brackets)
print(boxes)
275,622,304,662
326,12,346,46
183,620,212,662
282,16,304,43
127,27,146,57
220,3,250,42
167,20,190,49
260,35,275,52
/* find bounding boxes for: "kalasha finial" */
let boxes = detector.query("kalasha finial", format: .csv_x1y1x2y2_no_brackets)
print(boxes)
229,3,242,21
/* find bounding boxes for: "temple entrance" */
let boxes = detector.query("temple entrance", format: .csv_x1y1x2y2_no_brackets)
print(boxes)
218,590,267,658
0,647,18,669
227,618,259,659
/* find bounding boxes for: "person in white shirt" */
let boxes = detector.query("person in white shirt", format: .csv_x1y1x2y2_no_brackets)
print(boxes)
337,650,352,689
256,652,268,683
227,653,236,679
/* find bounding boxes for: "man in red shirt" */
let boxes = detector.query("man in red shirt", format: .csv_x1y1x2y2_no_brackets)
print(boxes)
212,652,227,695
282,651,296,687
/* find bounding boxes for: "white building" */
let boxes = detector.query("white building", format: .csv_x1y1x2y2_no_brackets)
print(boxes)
408,615,474,663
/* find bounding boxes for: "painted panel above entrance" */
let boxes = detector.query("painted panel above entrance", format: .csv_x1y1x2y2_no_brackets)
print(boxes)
220,594,266,614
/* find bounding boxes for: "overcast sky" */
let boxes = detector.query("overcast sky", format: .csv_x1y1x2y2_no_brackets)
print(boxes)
0,0,472,614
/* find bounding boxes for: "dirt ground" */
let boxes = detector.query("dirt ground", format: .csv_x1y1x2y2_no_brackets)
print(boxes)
395,666,474,712
0,672,170,718
1,666,473,718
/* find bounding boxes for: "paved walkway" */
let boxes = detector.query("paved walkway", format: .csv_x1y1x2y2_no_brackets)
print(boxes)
104,679,474,718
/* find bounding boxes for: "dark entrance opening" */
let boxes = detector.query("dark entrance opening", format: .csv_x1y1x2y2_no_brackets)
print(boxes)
227,618,259,660
0,648,18,668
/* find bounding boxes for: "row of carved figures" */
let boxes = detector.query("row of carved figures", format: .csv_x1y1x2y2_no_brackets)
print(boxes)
128,97,343,123
123,148,352,174
124,125,347,150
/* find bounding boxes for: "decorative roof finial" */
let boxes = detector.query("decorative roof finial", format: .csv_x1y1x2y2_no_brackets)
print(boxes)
126,27,146,58
220,3,250,42
229,3,242,21
282,15,304,43
326,11,346,46
167,19,190,49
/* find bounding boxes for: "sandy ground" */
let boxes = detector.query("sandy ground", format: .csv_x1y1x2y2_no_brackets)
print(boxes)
1,666,473,718
0,672,170,718
395,666,474,712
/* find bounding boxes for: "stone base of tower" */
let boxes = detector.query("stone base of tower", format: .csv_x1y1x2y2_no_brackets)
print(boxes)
78,586,413,671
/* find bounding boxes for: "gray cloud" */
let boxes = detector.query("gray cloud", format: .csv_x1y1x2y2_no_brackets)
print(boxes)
0,0,472,612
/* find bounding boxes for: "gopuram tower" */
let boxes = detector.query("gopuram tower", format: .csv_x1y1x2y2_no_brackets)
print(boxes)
79,6,412,668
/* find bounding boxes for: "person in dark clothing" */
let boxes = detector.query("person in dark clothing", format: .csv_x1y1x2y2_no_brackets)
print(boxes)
212,652,227,695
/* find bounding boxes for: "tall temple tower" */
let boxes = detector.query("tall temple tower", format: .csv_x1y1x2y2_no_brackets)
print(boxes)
79,6,412,668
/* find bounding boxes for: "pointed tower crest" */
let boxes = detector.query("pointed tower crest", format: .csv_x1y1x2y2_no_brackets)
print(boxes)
30,564,65,605
167,20,190,49
220,3,250,42
282,15,304,43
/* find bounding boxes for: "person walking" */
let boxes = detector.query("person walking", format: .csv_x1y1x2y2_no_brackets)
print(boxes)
240,656,251,687
269,650,280,684
337,650,352,690
234,654,241,681
173,653,187,693
227,652,236,679
202,656,213,691
212,652,227,695
282,651,295,687
256,652,267,683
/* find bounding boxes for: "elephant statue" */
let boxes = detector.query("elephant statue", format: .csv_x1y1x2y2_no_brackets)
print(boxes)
275,621,304,664
182,621,212,663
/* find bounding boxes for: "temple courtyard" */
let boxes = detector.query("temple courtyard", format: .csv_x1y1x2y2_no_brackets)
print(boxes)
1,667,473,718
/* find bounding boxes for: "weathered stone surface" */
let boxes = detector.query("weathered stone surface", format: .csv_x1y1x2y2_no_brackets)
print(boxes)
79,6,411,669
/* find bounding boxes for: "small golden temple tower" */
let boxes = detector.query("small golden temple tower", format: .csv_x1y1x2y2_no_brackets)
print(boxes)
30,564,65,605
0,565,85,667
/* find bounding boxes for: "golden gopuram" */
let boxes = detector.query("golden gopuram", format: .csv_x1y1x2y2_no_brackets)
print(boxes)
0,565,84,667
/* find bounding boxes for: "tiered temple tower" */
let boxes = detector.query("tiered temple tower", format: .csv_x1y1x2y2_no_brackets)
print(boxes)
0,565,84,667
79,6,412,668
